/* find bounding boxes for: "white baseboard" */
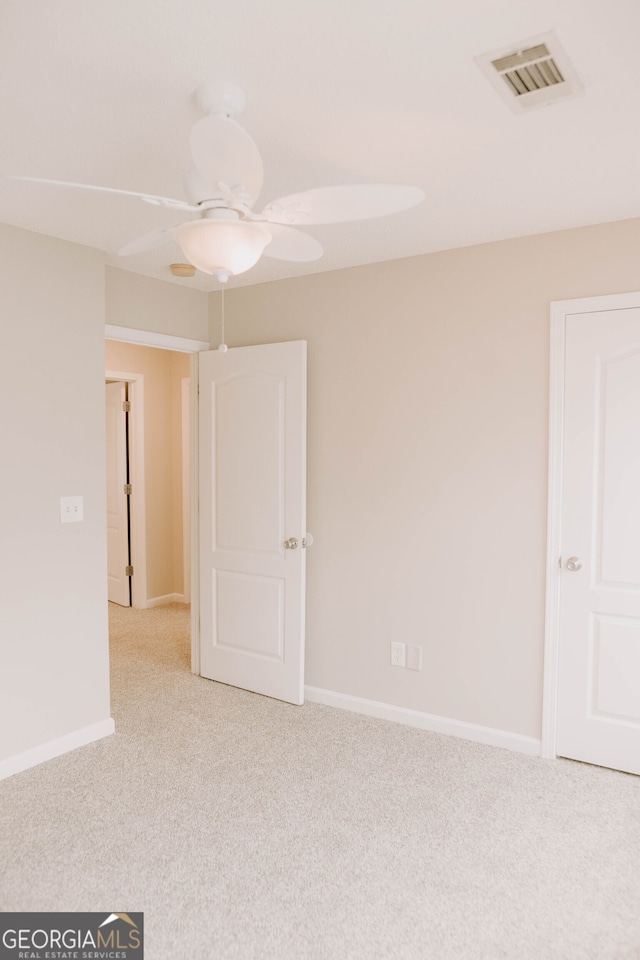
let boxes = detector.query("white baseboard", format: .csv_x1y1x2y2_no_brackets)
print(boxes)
0,718,115,781
146,593,185,608
304,686,541,756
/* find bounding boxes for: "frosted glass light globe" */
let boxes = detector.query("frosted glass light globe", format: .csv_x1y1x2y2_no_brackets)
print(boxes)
174,219,271,277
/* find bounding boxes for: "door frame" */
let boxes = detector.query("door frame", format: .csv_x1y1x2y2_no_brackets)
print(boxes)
542,290,640,759
105,324,210,674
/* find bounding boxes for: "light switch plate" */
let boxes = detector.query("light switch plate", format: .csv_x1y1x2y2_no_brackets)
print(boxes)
406,644,423,671
60,495,84,523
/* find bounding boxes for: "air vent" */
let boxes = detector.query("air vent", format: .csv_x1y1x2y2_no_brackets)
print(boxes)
476,32,583,113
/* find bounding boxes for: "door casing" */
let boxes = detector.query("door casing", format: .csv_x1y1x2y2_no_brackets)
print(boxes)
542,290,640,759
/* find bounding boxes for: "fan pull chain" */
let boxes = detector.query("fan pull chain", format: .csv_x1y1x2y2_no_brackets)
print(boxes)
218,286,228,353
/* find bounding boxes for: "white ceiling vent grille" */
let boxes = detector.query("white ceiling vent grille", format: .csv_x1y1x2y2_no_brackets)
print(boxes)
476,32,583,113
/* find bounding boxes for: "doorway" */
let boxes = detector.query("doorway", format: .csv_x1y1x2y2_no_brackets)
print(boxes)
103,324,309,703
105,341,192,608
105,324,209,674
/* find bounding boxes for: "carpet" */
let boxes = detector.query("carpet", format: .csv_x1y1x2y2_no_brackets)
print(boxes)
1,602,640,959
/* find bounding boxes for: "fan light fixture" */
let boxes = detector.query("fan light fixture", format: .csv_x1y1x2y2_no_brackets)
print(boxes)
12,82,425,284
173,217,272,282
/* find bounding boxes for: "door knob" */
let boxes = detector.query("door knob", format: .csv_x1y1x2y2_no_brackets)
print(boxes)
284,538,298,550
566,556,582,572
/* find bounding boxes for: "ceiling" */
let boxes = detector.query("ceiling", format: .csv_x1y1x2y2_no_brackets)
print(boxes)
1,0,639,292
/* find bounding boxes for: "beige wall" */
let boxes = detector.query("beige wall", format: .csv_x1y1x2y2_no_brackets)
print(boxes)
4,211,640,772
106,265,208,341
105,341,189,603
0,224,110,763
210,215,640,739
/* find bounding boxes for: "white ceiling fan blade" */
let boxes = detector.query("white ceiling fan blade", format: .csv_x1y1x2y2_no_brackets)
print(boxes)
189,114,264,207
117,227,175,257
262,224,323,262
262,184,425,225
9,176,199,211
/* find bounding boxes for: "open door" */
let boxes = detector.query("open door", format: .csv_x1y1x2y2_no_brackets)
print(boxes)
198,341,307,704
105,380,131,606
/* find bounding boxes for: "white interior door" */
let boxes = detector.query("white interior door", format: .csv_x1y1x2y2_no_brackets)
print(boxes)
105,380,130,607
198,341,307,704
557,307,640,775
182,377,191,604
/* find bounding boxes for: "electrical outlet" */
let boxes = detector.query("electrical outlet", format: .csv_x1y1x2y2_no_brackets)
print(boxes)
406,644,423,671
60,495,84,523
390,641,406,667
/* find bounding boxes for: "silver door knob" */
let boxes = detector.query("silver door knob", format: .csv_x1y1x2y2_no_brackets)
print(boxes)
284,538,298,550
566,556,582,572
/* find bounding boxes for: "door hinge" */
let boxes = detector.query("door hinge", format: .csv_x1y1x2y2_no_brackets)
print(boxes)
123,400,131,412
125,565,134,577
124,483,132,495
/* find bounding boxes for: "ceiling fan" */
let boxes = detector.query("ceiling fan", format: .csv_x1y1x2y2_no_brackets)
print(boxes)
13,81,425,282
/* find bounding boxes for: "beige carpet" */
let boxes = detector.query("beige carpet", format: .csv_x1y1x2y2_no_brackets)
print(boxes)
2,602,640,959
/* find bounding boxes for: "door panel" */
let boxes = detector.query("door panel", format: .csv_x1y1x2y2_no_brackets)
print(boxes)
591,615,640,720
557,308,640,774
598,348,640,586
215,374,284,552
216,570,284,658
198,341,306,704
105,381,130,607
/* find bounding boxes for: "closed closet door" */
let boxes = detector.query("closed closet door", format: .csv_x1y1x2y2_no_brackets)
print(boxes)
557,307,640,775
